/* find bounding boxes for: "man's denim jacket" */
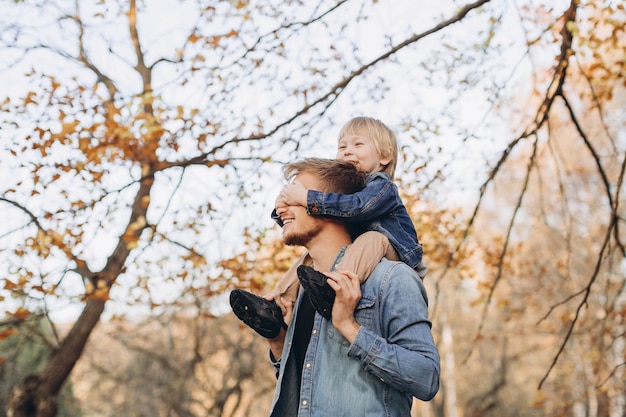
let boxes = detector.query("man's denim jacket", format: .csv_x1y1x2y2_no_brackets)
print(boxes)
275,172,423,271
268,258,440,417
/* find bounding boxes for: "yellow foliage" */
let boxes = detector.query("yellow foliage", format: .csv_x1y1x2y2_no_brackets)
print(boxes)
229,0,249,9
36,229,52,246
48,229,64,245
128,216,147,232
3,279,20,291
90,287,110,300
23,91,37,105
183,252,207,268
9,307,31,321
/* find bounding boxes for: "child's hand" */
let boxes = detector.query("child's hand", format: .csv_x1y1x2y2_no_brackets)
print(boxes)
264,291,294,325
275,194,287,211
281,180,308,207
279,296,294,326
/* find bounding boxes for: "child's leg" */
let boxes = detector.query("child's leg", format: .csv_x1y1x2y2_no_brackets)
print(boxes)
273,251,312,311
415,260,428,280
336,231,399,283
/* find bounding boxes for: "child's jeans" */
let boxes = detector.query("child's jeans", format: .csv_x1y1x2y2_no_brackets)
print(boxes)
272,231,399,312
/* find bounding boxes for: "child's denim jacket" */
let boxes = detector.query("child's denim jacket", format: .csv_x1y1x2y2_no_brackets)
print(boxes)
304,172,423,270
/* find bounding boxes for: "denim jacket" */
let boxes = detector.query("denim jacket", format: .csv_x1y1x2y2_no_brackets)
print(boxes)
268,257,440,417
305,172,423,271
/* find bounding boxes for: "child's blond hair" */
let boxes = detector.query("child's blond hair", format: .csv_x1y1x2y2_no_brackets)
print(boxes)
338,116,398,180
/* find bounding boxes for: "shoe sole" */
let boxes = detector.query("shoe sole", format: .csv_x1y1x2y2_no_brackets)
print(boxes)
297,265,335,320
230,289,285,338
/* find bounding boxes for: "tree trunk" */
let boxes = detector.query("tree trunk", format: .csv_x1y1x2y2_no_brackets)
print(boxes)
441,310,459,417
6,297,106,417
6,171,152,417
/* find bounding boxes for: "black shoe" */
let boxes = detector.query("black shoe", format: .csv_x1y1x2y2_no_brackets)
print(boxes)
297,265,335,320
229,289,287,339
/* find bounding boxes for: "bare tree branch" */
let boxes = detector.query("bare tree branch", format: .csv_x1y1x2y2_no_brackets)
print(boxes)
72,0,118,100
455,0,579,367
538,203,613,388
167,0,493,173
562,93,625,256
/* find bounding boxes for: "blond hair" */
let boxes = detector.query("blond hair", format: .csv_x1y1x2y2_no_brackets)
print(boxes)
338,116,398,179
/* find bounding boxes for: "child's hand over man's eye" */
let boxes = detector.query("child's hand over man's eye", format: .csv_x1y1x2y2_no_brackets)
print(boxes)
282,181,308,207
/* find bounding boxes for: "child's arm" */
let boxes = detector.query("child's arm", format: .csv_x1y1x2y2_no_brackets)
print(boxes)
283,173,402,223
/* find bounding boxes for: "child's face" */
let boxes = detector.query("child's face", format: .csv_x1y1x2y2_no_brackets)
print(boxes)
337,134,390,174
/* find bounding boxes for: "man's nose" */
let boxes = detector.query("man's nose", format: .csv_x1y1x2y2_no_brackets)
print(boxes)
275,204,288,216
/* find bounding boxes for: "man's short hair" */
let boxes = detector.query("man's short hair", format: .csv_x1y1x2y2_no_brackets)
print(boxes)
283,158,366,195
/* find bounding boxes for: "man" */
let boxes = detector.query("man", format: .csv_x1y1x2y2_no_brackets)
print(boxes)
263,158,439,416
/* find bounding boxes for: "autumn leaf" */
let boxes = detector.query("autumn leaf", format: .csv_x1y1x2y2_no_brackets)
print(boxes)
8,307,31,321
0,328,20,340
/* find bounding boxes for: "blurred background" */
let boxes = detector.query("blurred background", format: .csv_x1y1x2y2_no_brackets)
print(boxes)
1,0,624,416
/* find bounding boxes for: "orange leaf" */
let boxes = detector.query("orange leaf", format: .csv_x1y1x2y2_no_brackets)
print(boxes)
0,328,19,340
10,307,31,320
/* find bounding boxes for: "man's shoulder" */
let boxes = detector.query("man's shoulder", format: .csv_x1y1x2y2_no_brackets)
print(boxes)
364,259,428,304
367,258,421,285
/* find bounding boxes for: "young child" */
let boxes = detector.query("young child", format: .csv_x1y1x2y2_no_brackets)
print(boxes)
230,116,426,338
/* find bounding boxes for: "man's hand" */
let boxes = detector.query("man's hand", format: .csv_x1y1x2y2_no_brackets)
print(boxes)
326,271,362,343
265,294,294,360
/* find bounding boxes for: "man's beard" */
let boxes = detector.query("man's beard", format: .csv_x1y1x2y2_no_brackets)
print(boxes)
283,223,323,247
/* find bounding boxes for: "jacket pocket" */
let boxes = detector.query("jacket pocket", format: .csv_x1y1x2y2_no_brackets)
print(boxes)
327,295,377,348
